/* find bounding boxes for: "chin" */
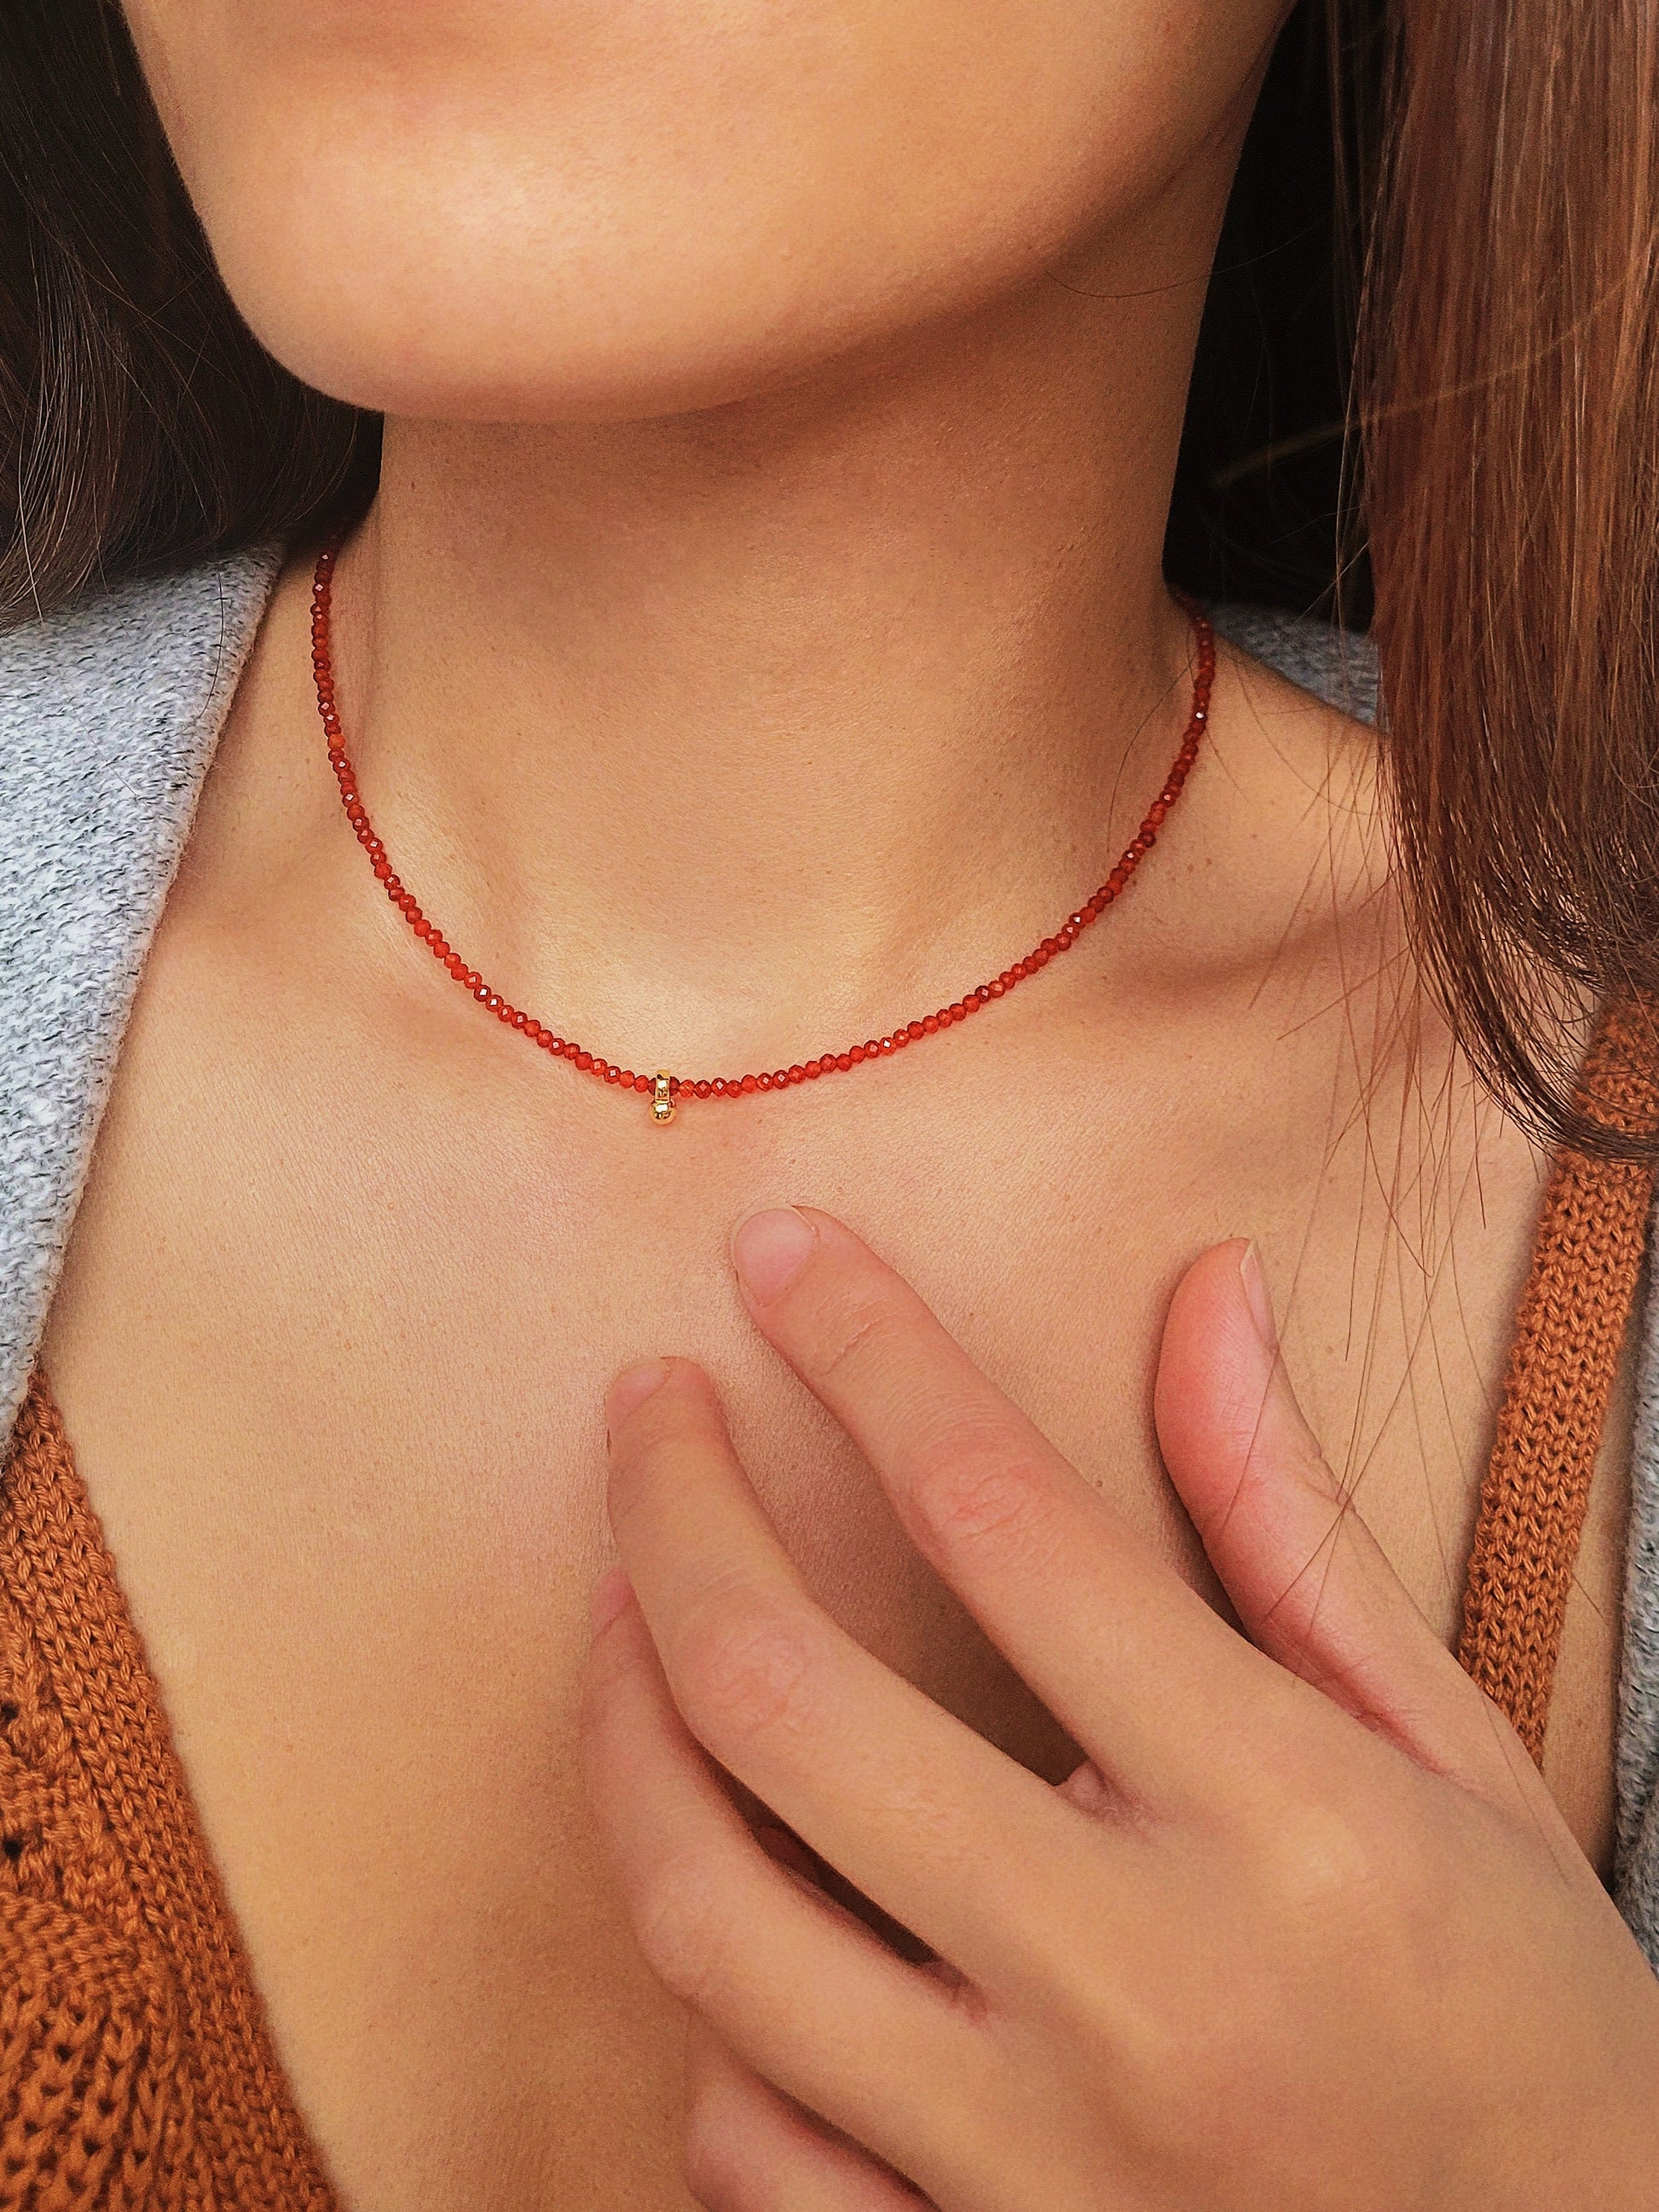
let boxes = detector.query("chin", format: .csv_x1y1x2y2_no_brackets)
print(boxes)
209,187,1080,426
194,97,1154,427
209,190,934,426
130,2,1286,428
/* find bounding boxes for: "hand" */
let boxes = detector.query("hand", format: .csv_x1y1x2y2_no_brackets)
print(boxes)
581,1207,1659,2210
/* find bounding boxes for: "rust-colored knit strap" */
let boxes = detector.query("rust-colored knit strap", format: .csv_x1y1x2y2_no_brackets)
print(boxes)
0,1374,338,2208
1458,997,1659,1759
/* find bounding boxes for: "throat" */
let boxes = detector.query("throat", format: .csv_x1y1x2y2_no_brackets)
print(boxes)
292,294,1203,1069
310,532,1213,1115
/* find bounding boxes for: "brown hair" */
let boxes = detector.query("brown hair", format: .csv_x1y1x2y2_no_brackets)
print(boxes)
0,3,376,611
2,2,1655,1149
1356,0,1659,1150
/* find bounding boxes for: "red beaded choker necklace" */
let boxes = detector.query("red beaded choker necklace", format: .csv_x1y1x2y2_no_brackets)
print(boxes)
310,539,1213,1123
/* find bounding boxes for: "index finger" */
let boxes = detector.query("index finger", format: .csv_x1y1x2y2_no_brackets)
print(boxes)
729,1206,1290,1800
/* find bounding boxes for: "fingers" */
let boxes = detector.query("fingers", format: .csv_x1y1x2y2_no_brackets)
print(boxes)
581,1572,995,2180
683,2029,930,2211
727,1206,1278,1799
600,1356,1101,1986
1153,1240,1554,1813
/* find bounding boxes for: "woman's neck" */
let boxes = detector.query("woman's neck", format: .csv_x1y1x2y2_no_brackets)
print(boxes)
324,269,1205,1068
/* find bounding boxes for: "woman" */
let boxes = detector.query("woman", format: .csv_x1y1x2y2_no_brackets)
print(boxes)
2,0,1656,2205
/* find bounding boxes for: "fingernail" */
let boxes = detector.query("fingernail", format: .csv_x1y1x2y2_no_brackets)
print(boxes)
605,1358,669,1436
589,1566,634,1637
1238,1242,1279,1354
731,1206,817,1302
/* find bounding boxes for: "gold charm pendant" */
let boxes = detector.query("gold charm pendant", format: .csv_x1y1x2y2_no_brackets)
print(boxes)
650,1071,676,1125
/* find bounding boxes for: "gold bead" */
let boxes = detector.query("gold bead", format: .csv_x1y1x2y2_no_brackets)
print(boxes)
651,1071,675,1124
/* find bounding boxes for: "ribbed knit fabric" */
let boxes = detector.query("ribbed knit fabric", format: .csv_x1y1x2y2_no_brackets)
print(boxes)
1459,998,1659,1758
0,1377,335,2208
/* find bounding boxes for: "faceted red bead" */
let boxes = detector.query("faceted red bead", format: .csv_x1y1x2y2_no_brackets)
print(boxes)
311,538,1208,1115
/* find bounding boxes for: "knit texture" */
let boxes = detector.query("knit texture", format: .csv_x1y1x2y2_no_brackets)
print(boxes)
1459,998,1659,1759
0,1377,333,2206
1620,1239,1659,1946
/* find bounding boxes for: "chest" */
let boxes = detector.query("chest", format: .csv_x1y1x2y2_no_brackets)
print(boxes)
38,906,1605,2210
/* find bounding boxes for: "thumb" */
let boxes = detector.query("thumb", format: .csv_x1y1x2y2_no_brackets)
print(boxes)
1153,1239,1542,1808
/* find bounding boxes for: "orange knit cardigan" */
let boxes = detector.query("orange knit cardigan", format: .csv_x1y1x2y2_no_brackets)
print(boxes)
0,999,1654,2207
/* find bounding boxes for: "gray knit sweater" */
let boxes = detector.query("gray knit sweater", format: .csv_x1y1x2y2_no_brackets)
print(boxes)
4,551,1659,1965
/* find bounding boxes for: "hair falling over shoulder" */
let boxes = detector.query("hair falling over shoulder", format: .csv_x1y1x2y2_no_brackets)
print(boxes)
0,1,1655,1155
1354,0,1659,1155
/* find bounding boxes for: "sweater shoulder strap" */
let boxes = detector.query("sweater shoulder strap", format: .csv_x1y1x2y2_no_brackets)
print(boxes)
1459,997,1659,1758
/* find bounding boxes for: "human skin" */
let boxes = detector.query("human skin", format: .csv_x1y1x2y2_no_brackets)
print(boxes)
588,1212,1659,2209
29,0,1633,2203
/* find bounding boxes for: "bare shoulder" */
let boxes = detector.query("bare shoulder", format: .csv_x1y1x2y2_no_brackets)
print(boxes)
1140,609,1389,1004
